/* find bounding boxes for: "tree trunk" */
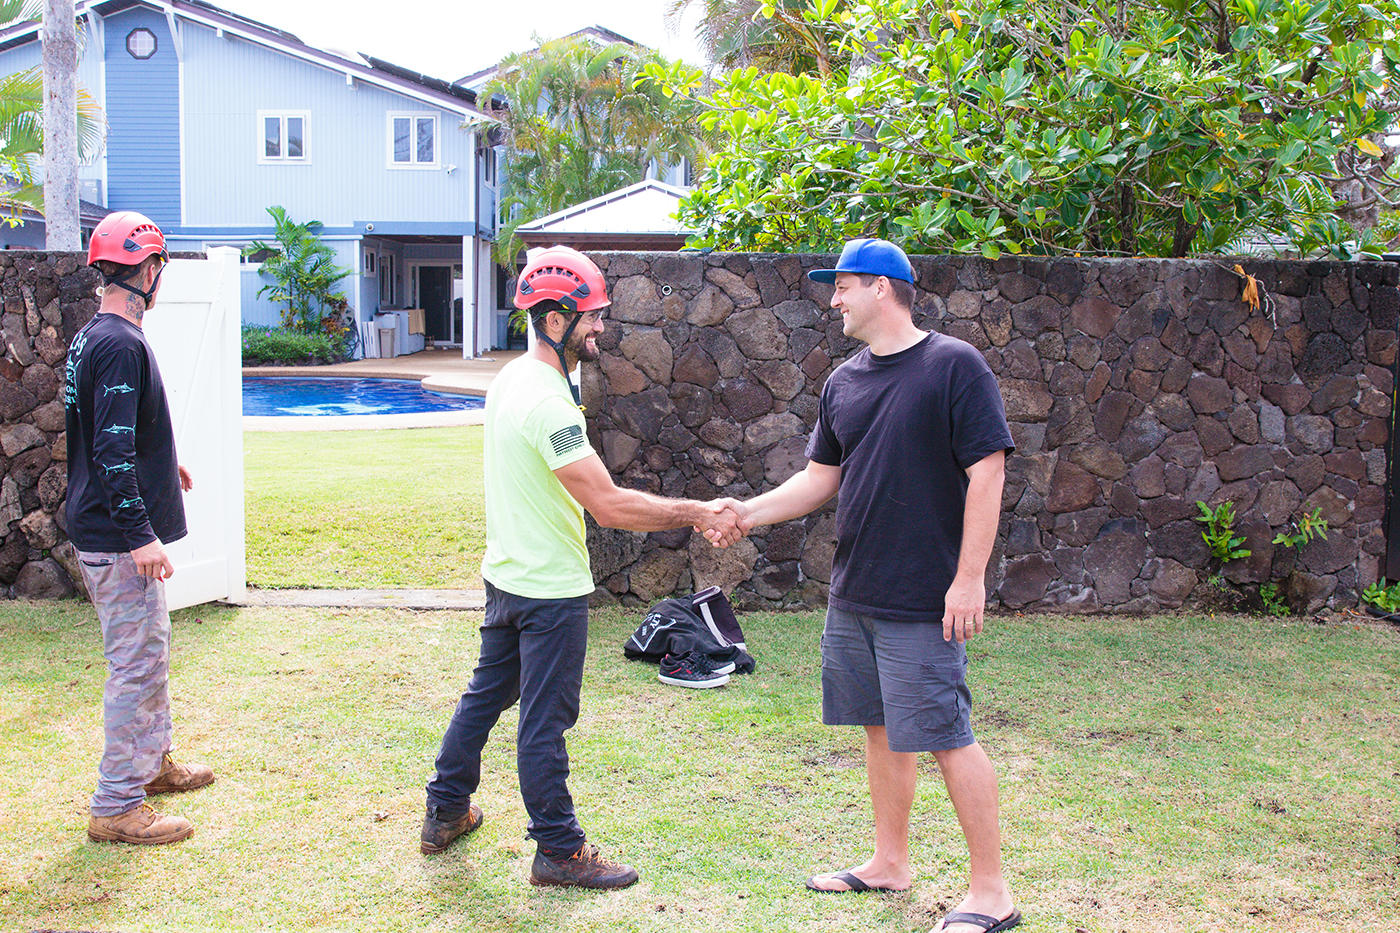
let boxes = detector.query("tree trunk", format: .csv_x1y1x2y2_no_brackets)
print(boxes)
42,0,80,251
1171,212,1201,258
1118,181,1138,256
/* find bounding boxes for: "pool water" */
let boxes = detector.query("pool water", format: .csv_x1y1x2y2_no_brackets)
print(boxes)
243,377,485,416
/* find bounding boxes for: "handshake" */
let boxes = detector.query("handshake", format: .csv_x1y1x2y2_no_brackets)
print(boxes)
694,498,753,549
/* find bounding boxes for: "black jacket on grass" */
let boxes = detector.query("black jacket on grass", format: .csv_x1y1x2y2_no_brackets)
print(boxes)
624,598,755,672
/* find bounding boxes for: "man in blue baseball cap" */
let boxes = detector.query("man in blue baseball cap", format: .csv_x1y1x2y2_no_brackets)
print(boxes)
730,238,1020,933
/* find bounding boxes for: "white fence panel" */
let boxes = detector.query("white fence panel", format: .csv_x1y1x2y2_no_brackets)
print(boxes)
140,247,245,609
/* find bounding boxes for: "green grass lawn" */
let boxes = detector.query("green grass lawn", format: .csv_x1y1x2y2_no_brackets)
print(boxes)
1,603,1396,932
244,428,485,589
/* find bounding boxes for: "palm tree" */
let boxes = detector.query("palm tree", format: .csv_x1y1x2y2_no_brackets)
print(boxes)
0,0,106,225
666,0,837,76
485,37,708,268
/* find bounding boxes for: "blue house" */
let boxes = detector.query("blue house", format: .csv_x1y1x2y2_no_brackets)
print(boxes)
0,0,510,355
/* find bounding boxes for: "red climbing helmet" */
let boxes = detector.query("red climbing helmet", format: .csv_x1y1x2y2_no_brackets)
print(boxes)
87,211,168,267
513,245,610,314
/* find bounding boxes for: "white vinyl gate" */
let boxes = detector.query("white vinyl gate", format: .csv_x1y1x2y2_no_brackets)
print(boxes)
139,247,245,610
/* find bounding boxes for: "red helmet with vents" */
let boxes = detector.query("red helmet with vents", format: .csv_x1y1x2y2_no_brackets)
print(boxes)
87,211,168,267
513,246,610,314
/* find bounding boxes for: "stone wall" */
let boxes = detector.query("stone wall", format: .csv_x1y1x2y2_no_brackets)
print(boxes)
581,252,1397,614
0,251,100,598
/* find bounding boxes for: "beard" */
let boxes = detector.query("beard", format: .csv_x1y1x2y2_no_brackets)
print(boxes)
565,325,600,364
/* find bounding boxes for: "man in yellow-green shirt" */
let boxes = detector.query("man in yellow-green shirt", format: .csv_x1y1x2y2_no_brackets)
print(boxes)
421,246,743,889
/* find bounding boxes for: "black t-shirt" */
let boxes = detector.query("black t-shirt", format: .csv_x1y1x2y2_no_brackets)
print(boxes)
806,332,1014,621
63,312,187,552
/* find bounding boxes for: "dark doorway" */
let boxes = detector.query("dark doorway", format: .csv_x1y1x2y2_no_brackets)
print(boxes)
421,266,453,343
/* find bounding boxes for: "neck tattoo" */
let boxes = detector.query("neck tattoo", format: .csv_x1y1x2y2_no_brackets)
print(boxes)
121,292,146,323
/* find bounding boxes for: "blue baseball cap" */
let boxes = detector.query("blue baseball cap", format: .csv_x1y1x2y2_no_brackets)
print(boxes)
808,238,915,284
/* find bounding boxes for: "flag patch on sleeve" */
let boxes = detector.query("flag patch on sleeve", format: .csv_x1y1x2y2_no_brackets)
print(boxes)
550,424,585,456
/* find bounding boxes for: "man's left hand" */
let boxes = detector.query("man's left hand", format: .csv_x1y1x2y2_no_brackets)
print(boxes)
942,575,986,643
178,465,194,492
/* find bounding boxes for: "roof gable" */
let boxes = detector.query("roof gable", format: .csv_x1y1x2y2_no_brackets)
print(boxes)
0,0,492,121
517,180,693,236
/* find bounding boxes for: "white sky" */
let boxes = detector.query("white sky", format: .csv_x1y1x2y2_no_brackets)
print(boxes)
211,0,709,82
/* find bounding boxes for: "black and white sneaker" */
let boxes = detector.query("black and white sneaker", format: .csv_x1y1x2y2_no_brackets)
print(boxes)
658,651,731,688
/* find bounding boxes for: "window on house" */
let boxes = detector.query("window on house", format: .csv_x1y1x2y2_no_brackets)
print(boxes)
389,113,438,168
363,248,377,276
482,146,497,185
380,253,396,304
259,111,309,163
126,28,157,60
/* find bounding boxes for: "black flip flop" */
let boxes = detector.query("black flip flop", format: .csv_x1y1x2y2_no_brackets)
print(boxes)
803,870,903,893
938,908,1022,932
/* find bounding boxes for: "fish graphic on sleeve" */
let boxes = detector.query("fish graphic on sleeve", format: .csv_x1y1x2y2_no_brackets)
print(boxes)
117,496,145,510
103,383,136,396
102,461,136,476
63,330,90,407
101,424,136,436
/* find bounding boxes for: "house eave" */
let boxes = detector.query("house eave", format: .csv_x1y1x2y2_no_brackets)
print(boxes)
0,0,494,124
517,231,691,251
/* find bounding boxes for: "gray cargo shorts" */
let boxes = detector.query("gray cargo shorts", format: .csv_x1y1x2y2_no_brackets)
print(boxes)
820,605,974,753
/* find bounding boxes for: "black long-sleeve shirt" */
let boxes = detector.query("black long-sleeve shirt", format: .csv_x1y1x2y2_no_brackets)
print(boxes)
63,312,186,552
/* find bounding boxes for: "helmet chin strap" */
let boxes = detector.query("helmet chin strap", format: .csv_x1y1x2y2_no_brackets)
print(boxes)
534,308,586,409
103,263,164,309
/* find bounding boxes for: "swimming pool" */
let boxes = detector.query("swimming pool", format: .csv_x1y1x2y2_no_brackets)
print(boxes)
243,377,485,417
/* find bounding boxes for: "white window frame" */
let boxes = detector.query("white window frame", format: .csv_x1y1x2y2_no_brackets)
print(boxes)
257,110,311,165
379,252,397,305
363,247,377,276
387,111,440,169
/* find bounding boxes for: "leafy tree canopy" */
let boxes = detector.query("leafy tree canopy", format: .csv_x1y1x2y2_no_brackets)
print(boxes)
485,36,709,267
648,0,1400,258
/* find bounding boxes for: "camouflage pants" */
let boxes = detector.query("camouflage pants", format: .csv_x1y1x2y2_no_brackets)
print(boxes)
77,550,172,817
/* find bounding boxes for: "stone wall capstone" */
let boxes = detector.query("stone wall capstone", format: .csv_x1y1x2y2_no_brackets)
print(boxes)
581,252,1397,614
0,251,102,598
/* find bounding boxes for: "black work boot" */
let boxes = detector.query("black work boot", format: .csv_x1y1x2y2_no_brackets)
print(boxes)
419,802,483,854
529,842,640,889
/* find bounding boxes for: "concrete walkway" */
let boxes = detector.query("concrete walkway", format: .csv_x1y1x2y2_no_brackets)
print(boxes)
233,588,486,610
244,348,523,431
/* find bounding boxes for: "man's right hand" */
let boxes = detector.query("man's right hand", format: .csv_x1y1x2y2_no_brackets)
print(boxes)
697,498,747,548
131,539,174,579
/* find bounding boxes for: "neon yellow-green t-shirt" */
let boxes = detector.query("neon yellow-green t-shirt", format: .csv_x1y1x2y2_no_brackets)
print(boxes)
480,356,596,598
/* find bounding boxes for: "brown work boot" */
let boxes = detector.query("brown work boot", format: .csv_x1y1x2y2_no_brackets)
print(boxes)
144,752,215,795
529,842,639,889
87,804,194,845
419,802,483,854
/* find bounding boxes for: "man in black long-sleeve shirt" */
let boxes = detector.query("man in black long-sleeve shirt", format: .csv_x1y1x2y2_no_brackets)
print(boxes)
65,211,214,846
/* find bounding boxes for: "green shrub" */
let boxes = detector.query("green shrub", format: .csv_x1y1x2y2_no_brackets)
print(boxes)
1259,582,1290,618
242,325,348,365
1196,500,1251,564
1362,579,1400,614
1273,508,1329,549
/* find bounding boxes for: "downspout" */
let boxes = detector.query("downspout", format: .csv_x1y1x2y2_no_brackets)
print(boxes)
471,233,480,357
470,131,479,357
